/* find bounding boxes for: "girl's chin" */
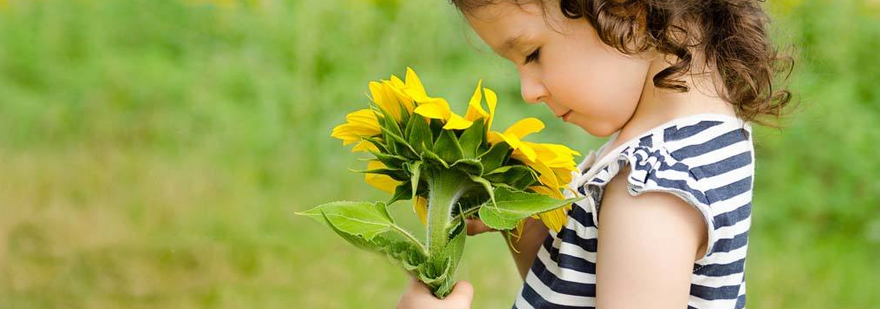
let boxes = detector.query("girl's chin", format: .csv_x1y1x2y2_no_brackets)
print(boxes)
570,114,617,138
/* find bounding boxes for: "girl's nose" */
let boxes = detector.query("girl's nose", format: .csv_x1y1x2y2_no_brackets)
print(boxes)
520,74,548,104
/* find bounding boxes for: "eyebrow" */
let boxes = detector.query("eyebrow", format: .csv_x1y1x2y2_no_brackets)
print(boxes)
499,32,527,55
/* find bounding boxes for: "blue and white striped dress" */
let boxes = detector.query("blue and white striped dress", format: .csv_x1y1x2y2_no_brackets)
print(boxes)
513,114,754,309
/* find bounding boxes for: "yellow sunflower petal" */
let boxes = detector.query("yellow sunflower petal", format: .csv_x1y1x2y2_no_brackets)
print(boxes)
331,123,380,145
537,206,570,232
512,140,539,163
404,67,428,100
413,196,428,226
383,80,414,114
504,117,545,139
364,161,401,194
464,80,488,122
368,82,398,121
487,131,505,145
331,108,382,146
540,144,581,166
443,113,474,130
509,219,526,242
489,131,522,150
484,88,498,132
345,109,382,131
552,167,574,186
351,140,380,153
548,143,582,157
527,186,569,233
530,158,559,188
413,100,451,120
527,142,577,172
390,75,406,88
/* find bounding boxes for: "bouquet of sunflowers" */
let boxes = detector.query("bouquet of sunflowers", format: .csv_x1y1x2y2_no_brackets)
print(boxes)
297,68,583,298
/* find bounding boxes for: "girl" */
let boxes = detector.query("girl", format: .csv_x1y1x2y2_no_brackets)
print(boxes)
397,0,792,308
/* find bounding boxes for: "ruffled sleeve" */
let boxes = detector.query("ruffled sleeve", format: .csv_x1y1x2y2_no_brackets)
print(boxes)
577,144,718,262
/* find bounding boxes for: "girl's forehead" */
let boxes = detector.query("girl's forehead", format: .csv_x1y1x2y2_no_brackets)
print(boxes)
464,2,547,52
464,0,545,23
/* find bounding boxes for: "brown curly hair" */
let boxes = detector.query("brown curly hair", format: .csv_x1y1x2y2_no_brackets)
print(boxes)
451,0,794,126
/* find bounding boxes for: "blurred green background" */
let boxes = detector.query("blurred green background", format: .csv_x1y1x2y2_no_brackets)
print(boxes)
0,0,878,308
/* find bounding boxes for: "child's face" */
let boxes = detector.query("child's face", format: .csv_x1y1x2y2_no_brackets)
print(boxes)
464,1,653,137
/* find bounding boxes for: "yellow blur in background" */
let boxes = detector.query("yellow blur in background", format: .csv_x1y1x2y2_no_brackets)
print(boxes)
0,0,878,308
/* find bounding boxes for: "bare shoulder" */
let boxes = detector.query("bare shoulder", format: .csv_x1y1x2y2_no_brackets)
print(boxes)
594,170,709,309
601,169,708,260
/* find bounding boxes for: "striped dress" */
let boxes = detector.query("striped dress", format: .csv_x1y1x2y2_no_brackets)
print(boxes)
513,114,754,309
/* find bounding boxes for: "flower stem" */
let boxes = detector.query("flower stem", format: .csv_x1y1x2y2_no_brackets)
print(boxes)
390,224,428,255
425,168,474,257
450,205,481,224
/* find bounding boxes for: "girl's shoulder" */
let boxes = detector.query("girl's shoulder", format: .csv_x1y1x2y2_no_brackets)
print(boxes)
574,113,754,201
567,113,755,261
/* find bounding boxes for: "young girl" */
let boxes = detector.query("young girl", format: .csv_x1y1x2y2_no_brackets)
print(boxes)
396,0,792,308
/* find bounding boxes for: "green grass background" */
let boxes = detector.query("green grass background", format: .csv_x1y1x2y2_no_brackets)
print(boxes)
0,0,878,308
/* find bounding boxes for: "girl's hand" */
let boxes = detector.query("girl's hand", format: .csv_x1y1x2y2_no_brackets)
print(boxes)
396,277,474,309
465,218,498,236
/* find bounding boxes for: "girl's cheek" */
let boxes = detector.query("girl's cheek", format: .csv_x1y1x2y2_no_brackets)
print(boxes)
557,67,638,136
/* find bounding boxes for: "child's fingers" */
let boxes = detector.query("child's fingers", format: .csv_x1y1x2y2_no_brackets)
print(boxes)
446,280,475,306
407,276,430,293
465,218,497,236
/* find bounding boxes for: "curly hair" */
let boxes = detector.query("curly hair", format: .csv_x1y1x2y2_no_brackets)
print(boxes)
451,0,794,126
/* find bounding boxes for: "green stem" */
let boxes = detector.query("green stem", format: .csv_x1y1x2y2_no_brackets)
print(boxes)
425,168,474,257
390,224,428,255
450,205,481,224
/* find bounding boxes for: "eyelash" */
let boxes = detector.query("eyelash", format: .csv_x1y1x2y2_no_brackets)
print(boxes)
524,48,541,64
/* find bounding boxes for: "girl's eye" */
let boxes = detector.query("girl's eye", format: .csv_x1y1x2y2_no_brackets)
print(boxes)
524,48,541,64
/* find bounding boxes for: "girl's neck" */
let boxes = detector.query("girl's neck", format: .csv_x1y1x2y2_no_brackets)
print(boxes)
599,52,737,158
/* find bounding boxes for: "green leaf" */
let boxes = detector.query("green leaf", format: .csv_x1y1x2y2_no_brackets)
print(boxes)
429,118,444,141
296,200,428,253
351,167,410,182
444,218,467,269
382,236,428,272
320,212,430,279
298,201,477,298
419,257,452,289
450,158,483,176
369,151,408,170
388,182,413,204
454,189,489,215
484,165,538,190
381,126,419,159
398,103,411,130
421,148,450,169
468,174,496,208
408,161,423,201
375,107,401,155
363,136,389,153
458,119,484,159
478,187,584,230
406,114,433,154
478,143,510,172
297,201,397,241
433,130,463,163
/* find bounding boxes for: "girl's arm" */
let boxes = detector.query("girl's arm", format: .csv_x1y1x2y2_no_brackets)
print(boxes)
466,216,548,281
501,217,549,281
595,171,708,309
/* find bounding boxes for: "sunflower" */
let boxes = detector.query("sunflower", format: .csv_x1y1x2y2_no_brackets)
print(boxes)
308,67,584,298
